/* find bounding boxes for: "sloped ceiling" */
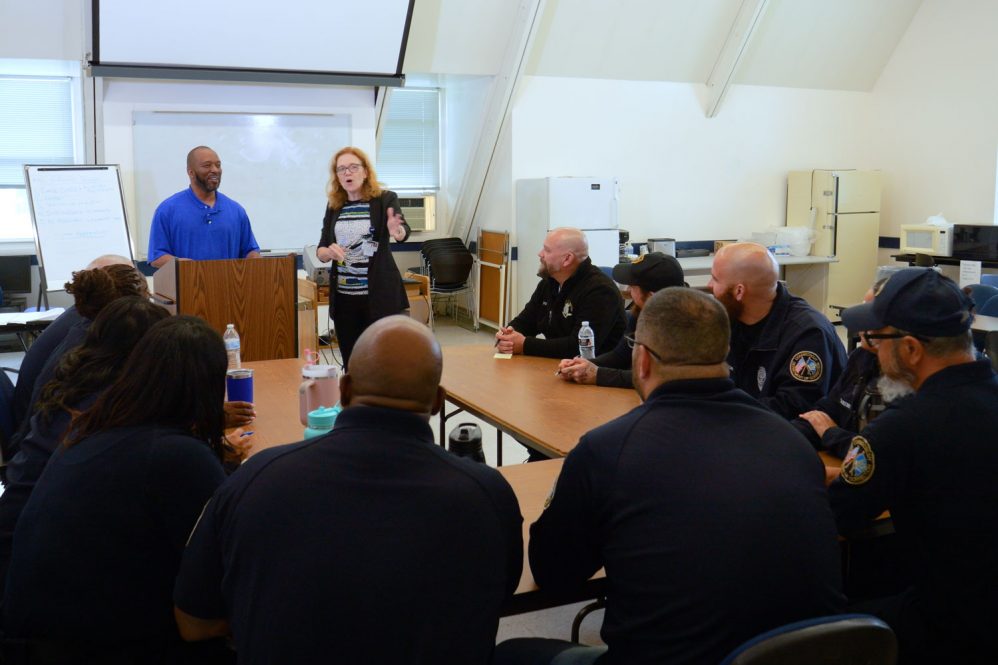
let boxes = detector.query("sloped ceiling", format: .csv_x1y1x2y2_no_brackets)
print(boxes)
734,0,923,90
405,0,924,92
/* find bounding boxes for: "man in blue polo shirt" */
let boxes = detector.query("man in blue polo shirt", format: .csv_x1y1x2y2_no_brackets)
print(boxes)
147,146,260,268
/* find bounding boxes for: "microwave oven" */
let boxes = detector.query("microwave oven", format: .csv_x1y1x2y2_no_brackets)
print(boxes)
900,223,953,256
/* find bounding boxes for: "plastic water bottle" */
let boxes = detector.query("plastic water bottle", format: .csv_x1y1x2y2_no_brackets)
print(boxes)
223,324,241,370
578,321,595,359
304,404,341,439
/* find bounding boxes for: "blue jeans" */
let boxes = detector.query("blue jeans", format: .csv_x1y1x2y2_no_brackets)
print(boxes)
494,638,608,665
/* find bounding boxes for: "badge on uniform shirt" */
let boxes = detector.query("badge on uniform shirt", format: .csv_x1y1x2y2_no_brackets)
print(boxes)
789,350,823,383
756,366,767,391
841,436,875,485
562,300,573,319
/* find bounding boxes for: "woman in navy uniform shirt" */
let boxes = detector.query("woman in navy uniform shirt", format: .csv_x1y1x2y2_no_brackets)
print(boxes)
2,316,236,664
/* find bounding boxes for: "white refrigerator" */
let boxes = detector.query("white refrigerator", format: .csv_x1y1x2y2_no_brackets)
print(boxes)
515,177,620,315
786,169,882,319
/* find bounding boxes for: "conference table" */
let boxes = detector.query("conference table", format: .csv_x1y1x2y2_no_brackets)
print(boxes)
238,350,853,615
973,314,998,333
438,345,641,463
237,346,642,457
236,355,610,615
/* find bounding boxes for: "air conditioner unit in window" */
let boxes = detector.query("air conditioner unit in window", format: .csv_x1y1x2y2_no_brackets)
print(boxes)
399,195,435,232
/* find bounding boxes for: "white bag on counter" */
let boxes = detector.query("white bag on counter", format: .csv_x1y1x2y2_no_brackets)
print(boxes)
749,227,814,257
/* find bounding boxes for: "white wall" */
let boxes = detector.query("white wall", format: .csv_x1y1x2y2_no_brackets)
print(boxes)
507,75,878,245
100,79,376,256
870,0,998,234
0,0,83,60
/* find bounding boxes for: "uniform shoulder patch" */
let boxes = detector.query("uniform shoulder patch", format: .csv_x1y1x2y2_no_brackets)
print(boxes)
789,350,823,383
841,436,875,485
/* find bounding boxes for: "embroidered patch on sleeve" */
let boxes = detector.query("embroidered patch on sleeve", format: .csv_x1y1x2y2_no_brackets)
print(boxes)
841,436,875,485
789,350,823,383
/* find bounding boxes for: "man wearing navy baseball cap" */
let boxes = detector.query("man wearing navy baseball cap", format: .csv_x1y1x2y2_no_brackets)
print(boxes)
557,252,686,388
831,267,998,664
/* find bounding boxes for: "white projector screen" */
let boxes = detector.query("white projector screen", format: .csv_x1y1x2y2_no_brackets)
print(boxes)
94,0,412,83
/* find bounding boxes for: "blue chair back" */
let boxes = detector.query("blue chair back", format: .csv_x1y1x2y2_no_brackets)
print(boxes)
719,613,897,665
980,274,998,287
979,293,998,317
967,284,998,309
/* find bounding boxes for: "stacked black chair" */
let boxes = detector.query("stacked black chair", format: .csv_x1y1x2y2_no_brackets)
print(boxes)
422,239,477,329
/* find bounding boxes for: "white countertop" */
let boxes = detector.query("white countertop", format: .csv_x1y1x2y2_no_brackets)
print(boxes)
677,254,837,273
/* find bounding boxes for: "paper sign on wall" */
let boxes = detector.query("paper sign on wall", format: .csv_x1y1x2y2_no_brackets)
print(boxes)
959,260,982,288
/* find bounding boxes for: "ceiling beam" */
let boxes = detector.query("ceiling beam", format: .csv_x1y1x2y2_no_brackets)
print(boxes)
703,0,770,118
449,0,547,243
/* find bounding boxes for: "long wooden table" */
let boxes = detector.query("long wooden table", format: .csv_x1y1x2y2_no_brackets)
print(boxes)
497,459,606,615
440,345,641,462
973,314,998,333
237,355,854,616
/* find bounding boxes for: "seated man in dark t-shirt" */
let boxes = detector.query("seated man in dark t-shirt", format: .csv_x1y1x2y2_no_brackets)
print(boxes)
175,316,523,665
496,289,844,665
496,227,626,359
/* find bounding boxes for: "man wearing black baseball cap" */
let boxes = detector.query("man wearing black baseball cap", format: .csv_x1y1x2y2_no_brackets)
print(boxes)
831,267,998,664
557,252,685,388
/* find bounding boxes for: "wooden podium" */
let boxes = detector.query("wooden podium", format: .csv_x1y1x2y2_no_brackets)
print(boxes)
152,256,298,361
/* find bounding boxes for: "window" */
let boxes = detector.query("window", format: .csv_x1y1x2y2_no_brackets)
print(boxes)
0,72,77,241
377,88,440,192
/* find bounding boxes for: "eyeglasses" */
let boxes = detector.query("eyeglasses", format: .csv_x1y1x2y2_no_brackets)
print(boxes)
335,163,364,175
859,331,928,348
624,334,667,364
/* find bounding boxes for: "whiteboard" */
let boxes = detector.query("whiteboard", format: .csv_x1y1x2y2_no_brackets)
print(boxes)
132,112,351,256
24,165,134,289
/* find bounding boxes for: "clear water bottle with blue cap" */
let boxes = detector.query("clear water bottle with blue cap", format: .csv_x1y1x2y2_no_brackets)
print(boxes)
578,321,595,359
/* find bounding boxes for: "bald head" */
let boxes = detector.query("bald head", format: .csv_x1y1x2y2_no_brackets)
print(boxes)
538,227,589,283
714,243,778,291
708,242,779,324
187,146,217,170
86,254,133,270
341,316,443,416
549,227,589,260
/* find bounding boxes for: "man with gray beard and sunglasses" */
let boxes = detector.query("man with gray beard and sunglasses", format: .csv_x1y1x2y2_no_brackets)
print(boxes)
833,267,998,665
792,277,910,458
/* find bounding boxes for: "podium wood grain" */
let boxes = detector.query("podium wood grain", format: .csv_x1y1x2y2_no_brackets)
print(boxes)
161,256,298,361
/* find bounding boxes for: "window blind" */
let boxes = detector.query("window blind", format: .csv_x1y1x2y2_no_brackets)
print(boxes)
0,76,75,186
377,88,440,191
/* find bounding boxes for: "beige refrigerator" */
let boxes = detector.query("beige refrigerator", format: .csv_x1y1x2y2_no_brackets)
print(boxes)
787,169,882,320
